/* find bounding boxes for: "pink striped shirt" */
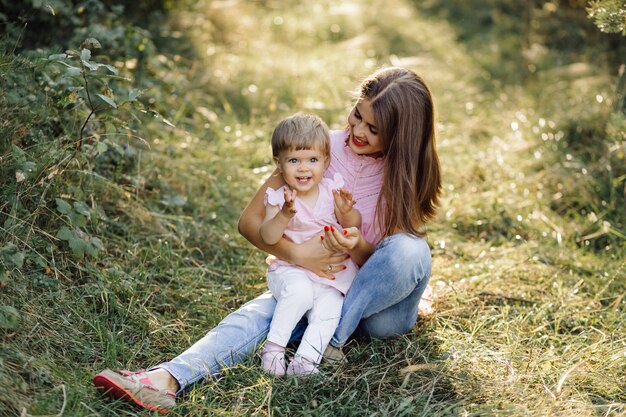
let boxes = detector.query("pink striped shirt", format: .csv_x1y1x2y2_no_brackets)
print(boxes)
326,129,385,245
326,130,435,316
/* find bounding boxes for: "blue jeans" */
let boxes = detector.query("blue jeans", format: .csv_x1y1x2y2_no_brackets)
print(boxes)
155,233,431,394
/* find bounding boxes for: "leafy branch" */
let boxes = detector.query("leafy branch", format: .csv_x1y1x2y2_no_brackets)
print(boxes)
47,38,131,154
587,0,626,36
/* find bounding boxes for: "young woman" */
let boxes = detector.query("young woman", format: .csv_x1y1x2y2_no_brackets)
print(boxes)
93,66,441,414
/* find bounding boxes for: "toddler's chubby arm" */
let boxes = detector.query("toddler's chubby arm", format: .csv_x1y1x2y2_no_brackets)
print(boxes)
259,187,297,245
333,188,361,229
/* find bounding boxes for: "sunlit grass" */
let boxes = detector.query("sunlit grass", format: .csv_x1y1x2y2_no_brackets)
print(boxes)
143,1,625,416
1,0,624,415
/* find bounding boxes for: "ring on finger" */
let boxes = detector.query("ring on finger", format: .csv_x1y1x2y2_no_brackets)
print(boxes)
327,265,332,271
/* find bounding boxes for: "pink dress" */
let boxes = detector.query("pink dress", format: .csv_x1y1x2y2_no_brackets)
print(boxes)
265,173,358,294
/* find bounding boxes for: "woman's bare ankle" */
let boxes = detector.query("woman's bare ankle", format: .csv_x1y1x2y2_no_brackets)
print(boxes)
147,369,180,392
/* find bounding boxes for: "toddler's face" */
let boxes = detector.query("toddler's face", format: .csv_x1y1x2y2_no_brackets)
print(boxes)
276,147,327,196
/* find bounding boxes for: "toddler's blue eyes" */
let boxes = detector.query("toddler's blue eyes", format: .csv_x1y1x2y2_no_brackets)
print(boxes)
287,158,319,164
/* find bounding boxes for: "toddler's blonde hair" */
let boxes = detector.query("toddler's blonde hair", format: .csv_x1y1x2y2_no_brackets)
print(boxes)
271,113,330,160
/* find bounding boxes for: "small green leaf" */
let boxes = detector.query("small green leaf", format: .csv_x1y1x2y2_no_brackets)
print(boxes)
0,305,20,329
56,226,73,241
0,243,17,255
68,236,86,259
90,237,104,250
48,53,67,61
69,212,87,228
54,60,73,68
73,201,91,216
80,48,91,61
32,255,47,268
85,243,98,257
103,64,118,75
66,66,82,76
56,198,72,215
96,141,108,154
0,243,24,268
11,145,25,160
21,161,37,177
9,252,24,268
96,94,117,108
82,60,99,71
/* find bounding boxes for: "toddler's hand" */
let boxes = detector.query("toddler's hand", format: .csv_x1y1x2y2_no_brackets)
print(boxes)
281,187,297,218
333,188,356,215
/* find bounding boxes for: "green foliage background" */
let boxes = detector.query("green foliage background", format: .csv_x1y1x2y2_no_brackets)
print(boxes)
0,0,624,416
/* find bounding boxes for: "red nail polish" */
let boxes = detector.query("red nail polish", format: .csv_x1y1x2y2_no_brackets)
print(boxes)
320,236,324,241
343,230,347,235
342,265,347,270
324,226,330,231
330,226,335,232
331,277,336,280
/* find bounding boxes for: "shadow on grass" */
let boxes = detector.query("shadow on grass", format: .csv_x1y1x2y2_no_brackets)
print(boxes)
171,317,460,416
413,0,625,87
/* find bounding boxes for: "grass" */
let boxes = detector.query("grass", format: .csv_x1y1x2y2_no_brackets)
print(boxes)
1,0,625,416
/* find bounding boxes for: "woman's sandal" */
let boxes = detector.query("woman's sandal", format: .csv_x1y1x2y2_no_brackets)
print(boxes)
323,344,347,364
92,369,176,414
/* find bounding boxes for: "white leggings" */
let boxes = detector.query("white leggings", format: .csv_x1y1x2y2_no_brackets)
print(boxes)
266,267,344,364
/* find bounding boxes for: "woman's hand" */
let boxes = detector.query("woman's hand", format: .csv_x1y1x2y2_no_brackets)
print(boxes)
321,226,374,267
293,235,349,279
321,226,361,253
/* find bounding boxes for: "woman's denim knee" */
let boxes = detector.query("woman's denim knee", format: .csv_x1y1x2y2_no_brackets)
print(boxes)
378,233,431,284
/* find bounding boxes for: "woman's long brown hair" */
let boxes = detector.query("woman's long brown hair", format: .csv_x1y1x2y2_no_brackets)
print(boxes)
359,67,442,237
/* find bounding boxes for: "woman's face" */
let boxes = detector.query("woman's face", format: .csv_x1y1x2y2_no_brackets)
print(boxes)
347,99,384,157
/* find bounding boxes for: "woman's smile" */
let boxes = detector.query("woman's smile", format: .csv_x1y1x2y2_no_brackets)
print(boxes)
351,134,369,147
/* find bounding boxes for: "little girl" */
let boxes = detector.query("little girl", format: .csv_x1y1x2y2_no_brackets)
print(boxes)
259,113,360,376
